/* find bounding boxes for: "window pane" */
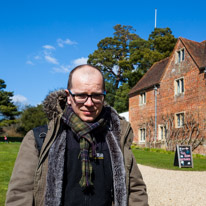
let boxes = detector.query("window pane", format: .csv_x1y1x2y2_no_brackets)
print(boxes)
182,49,185,61
176,113,184,127
176,79,184,94
161,127,163,140
177,114,180,126
181,79,184,93
140,128,146,142
140,129,142,141
178,51,181,63
181,114,184,126
177,80,180,93
143,129,145,140
139,93,146,104
165,127,167,139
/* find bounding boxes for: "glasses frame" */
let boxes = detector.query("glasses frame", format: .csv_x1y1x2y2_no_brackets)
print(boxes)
69,90,106,104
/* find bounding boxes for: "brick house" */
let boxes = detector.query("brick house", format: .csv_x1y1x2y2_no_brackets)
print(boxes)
129,37,206,154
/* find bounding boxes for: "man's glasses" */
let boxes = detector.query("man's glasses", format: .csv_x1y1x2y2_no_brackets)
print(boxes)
69,90,106,104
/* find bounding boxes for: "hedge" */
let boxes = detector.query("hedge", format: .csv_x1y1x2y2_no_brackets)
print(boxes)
0,137,23,142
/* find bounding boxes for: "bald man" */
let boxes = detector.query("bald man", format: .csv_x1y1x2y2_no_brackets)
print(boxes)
6,65,148,206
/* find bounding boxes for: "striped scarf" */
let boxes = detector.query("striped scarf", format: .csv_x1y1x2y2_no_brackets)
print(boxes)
62,106,108,189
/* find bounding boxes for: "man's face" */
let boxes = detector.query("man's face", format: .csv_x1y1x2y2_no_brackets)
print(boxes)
66,67,104,122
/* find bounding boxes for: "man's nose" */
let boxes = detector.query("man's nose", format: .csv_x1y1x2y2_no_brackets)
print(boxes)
84,96,94,106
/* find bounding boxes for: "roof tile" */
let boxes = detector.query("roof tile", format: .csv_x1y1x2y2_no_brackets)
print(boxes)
180,37,206,68
129,57,169,96
129,37,206,96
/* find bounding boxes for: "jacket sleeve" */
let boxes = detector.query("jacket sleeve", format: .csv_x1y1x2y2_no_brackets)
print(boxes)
122,121,148,206
128,152,149,206
5,130,39,206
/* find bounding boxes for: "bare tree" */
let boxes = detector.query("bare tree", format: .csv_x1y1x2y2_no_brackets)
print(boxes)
180,113,204,150
139,117,155,148
139,112,205,152
161,112,204,151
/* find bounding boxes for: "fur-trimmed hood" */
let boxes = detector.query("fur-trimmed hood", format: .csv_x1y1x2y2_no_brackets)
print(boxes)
43,90,67,121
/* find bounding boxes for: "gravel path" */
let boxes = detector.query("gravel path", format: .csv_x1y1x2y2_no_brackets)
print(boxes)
138,164,206,206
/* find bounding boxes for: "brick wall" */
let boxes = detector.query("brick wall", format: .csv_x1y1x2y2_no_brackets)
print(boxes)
129,39,206,154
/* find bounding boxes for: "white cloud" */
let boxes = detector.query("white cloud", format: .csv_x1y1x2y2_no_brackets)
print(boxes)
43,45,55,50
64,39,77,45
72,57,88,66
34,55,41,60
57,38,77,48
12,95,28,104
52,65,71,73
52,57,88,73
45,55,59,65
26,60,34,65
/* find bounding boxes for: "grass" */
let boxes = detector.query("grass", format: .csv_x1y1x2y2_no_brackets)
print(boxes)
1,143,206,205
132,147,206,171
0,142,20,206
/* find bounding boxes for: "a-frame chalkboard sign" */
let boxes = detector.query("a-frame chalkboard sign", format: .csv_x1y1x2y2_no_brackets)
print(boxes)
174,145,193,168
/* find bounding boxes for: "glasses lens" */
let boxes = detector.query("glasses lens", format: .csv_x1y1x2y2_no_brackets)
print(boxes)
74,94,88,103
74,94,105,104
91,94,104,103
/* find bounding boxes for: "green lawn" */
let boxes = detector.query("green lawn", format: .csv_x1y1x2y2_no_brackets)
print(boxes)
1,143,206,205
0,142,20,206
132,147,206,171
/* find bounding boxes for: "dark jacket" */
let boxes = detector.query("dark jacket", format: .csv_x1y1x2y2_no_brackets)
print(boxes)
6,90,148,206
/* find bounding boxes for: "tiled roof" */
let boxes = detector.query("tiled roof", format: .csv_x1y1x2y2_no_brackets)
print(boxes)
180,37,206,68
129,57,169,96
129,37,206,96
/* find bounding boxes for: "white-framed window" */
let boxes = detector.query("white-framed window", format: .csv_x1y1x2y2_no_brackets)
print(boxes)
177,48,185,63
139,92,146,105
139,128,146,143
158,125,167,141
175,77,184,95
175,112,184,128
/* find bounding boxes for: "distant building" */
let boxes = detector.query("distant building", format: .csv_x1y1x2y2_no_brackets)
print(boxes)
129,37,206,154
119,111,129,122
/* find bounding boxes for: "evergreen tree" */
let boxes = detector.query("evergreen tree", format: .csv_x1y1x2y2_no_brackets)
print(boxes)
130,27,177,76
88,24,139,107
114,83,130,112
0,79,20,127
88,24,139,90
88,26,177,112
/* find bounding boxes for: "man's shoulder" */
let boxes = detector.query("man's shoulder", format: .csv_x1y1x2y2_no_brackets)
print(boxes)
119,116,130,129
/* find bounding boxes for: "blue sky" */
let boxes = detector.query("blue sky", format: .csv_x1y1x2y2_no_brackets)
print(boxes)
1,0,206,107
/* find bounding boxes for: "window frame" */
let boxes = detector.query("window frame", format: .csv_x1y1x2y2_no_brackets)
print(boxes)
175,112,185,128
158,124,167,141
139,92,146,105
177,48,185,63
174,77,184,95
139,128,146,143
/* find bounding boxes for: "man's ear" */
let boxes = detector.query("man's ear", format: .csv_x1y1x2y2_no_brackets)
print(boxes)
65,89,71,105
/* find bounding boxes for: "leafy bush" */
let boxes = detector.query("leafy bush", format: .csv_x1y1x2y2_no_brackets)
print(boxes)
18,104,48,135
